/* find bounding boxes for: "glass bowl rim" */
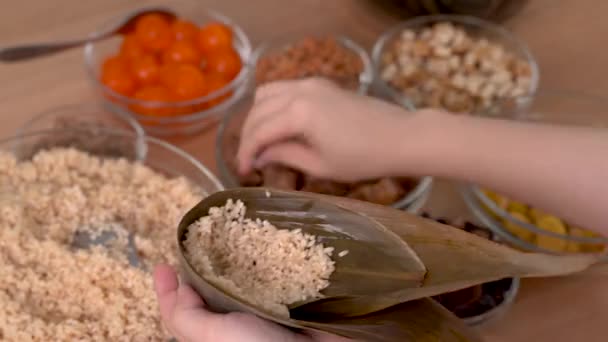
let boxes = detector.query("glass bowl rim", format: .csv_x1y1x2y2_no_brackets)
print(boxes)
462,277,520,326
15,102,147,138
370,14,541,116
1,128,225,193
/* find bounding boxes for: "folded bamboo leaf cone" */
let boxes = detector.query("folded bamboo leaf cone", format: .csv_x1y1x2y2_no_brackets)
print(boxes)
178,188,428,317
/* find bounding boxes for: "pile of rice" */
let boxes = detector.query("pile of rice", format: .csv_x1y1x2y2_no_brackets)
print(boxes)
0,148,204,341
183,199,337,317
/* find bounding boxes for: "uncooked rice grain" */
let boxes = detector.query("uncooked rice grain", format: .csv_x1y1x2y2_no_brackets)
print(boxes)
184,199,336,317
0,148,206,341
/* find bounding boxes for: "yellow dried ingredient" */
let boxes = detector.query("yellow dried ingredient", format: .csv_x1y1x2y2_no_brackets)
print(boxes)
506,201,528,217
504,212,534,242
482,189,606,253
567,227,605,253
535,215,568,252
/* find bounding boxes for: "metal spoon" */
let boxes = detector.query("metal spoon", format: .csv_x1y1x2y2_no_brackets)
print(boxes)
0,6,176,62
72,227,143,270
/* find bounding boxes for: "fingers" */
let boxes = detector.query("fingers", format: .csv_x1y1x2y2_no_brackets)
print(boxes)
238,78,331,175
154,264,179,325
237,110,308,174
175,282,205,310
171,288,221,342
153,264,222,342
255,142,320,174
254,79,300,102
241,92,294,145
241,80,305,151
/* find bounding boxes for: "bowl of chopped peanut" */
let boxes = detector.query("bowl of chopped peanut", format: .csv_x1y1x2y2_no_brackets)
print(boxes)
371,15,539,117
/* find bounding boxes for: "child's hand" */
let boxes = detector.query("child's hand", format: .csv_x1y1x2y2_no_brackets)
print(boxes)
153,264,351,342
237,78,437,182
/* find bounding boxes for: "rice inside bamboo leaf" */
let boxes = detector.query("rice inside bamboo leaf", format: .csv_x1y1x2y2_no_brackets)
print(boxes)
178,188,427,317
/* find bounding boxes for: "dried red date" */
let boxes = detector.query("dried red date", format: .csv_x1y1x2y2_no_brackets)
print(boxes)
347,178,406,205
261,164,299,190
301,176,349,196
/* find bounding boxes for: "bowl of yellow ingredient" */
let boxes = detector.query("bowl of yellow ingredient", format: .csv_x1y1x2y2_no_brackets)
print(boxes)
461,186,607,254
460,90,608,255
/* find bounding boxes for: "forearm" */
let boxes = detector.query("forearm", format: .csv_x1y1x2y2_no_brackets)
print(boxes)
402,111,608,233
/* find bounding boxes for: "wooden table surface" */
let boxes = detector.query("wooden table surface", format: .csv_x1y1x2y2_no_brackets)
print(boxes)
1,0,607,341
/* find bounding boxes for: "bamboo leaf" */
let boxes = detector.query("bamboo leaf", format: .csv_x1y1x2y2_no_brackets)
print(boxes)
178,188,601,339
178,188,427,305
292,192,601,317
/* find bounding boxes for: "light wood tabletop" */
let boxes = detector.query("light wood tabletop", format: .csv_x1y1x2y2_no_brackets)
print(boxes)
1,0,607,341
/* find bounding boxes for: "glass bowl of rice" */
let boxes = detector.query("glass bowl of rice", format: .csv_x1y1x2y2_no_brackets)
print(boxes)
0,127,223,340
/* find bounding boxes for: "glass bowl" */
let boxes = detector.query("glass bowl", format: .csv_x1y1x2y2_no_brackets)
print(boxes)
6,129,223,193
420,214,520,327
215,109,433,213
371,14,539,117
14,103,147,161
462,277,519,326
84,5,253,137
250,34,374,94
461,91,608,254
0,128,221,341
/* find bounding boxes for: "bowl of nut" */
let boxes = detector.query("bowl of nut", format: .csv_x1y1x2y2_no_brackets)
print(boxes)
460,91,608,255
84,4,253,137
372,15,539,117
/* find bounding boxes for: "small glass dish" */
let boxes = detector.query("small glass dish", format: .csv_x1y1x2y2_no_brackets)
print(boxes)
371,14,540,117
251,34,374,94
461,277,520,327
420,214,520,327
461,91,608,255
84,5,253,137
17,102,145,136
215,109,433,213
14,103,146,161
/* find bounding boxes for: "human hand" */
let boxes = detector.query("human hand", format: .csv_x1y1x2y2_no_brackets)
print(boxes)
237,78,439,182
153,264,352,342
